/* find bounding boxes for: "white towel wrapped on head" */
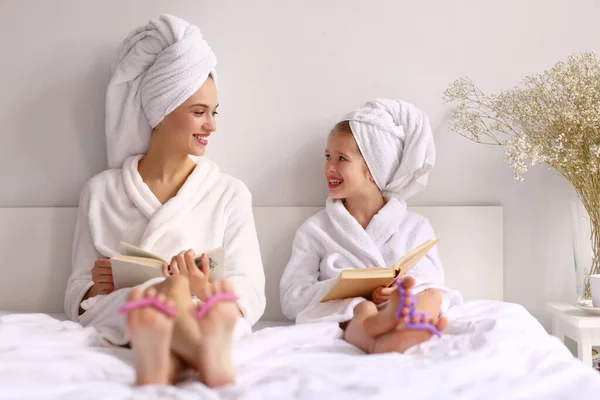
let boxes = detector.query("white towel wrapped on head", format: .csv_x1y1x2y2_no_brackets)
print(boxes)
105,14,217,169
341,99,435,201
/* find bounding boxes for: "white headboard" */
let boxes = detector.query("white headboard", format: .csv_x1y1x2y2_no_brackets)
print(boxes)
0,206,503,322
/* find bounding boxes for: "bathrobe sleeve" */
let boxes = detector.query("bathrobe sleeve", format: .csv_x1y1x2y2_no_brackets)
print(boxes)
64,183,101,321
222,183,266,326
279,227,337,321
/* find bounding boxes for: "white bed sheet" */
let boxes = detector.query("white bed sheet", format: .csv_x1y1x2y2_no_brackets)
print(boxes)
0,300,598,399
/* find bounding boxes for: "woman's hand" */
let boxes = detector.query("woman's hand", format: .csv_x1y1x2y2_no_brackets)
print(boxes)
163,249,209,298
91,259,114,295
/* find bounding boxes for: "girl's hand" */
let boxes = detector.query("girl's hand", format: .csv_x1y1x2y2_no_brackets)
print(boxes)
372,285,396,305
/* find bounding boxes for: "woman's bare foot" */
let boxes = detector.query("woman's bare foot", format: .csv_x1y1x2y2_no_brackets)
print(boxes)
193,279,240,388
126,287,176,386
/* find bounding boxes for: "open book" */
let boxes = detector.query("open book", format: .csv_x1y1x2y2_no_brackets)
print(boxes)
111,242,225,290
320,239,439,302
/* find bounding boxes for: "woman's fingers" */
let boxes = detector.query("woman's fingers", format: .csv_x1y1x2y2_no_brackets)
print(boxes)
199,254,209,275
176,252,188,274
170,257,180,275
184,250,196,274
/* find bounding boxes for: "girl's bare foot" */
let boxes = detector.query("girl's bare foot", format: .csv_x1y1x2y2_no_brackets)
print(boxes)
371,316,448,354
343,301,379,353
194,279,240,388
363,276,417,338
125,287,176,386
363,277,447,354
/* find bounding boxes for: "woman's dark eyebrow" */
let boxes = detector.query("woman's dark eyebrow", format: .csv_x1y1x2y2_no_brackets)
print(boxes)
189,103,219,108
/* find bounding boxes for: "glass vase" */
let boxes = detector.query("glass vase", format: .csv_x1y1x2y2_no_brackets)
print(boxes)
570,197,597,306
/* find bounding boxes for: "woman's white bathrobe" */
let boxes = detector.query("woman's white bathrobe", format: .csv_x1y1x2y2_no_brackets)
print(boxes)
64,154,266,344
280,196,462,323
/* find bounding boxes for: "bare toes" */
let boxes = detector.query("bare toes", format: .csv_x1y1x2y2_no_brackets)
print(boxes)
212,281,223,295
200,282,213,300
128,287,144,302
401,276,416,289
221,279,235,294
436,316,448,331
146,287,157,298
156,293,167,303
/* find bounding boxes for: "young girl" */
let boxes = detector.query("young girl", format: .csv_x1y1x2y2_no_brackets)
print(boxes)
64,15,265,387
280,99,462,353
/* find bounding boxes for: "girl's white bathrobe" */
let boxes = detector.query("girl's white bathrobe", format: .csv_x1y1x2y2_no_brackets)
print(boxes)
280,196,462,323
64,154,266,344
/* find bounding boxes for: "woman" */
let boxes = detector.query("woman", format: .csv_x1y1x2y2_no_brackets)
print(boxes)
64,14,265,387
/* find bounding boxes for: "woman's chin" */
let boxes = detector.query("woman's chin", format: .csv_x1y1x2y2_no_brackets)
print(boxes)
328,190,346,200
189,147,207,157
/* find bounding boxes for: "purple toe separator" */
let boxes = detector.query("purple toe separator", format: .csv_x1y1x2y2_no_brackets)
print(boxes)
195,293,240,319
394,279,441,337
119,298,177,318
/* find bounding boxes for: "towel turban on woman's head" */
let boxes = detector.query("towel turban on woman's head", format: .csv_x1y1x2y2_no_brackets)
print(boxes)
105,14,217,169
341,99,436,201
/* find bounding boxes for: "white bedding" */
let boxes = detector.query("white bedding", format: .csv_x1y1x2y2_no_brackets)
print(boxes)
1,300,598,399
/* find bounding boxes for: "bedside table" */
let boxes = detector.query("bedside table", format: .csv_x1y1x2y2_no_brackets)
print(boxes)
547,303,600,367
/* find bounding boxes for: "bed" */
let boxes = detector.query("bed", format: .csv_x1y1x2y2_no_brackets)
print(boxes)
0,205,598,399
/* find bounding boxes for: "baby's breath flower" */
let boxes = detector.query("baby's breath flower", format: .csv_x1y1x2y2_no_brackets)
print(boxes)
444,51,600,298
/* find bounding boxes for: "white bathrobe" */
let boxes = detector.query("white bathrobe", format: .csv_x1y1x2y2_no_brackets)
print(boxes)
64,154,266,344
280,196,462,323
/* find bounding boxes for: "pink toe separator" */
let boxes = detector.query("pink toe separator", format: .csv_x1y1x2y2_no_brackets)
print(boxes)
394,278,442,337
119,298,177,318
194,293,239,319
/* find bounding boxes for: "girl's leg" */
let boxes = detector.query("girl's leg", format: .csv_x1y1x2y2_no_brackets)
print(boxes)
342,301,380,353
365,277,448,353
343,277,448,354
363,276,442,337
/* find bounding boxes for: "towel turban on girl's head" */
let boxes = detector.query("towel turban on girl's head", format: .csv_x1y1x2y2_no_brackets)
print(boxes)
341,99,436,201
105,14,217,169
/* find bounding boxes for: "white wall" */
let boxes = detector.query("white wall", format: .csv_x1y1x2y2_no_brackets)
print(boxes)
1,0,598,329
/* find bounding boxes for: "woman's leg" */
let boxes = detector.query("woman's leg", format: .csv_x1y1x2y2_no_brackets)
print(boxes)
149,276,203,367
126,287,182,385
193,279,239,387
149,275,238,387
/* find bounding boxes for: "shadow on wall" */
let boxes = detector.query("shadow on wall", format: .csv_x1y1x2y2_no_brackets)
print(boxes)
254,122,330,207
6,47,113,207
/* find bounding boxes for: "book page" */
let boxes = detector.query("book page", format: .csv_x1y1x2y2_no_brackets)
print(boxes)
111,257,165,290
393,239,439,274
120,242,166,263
